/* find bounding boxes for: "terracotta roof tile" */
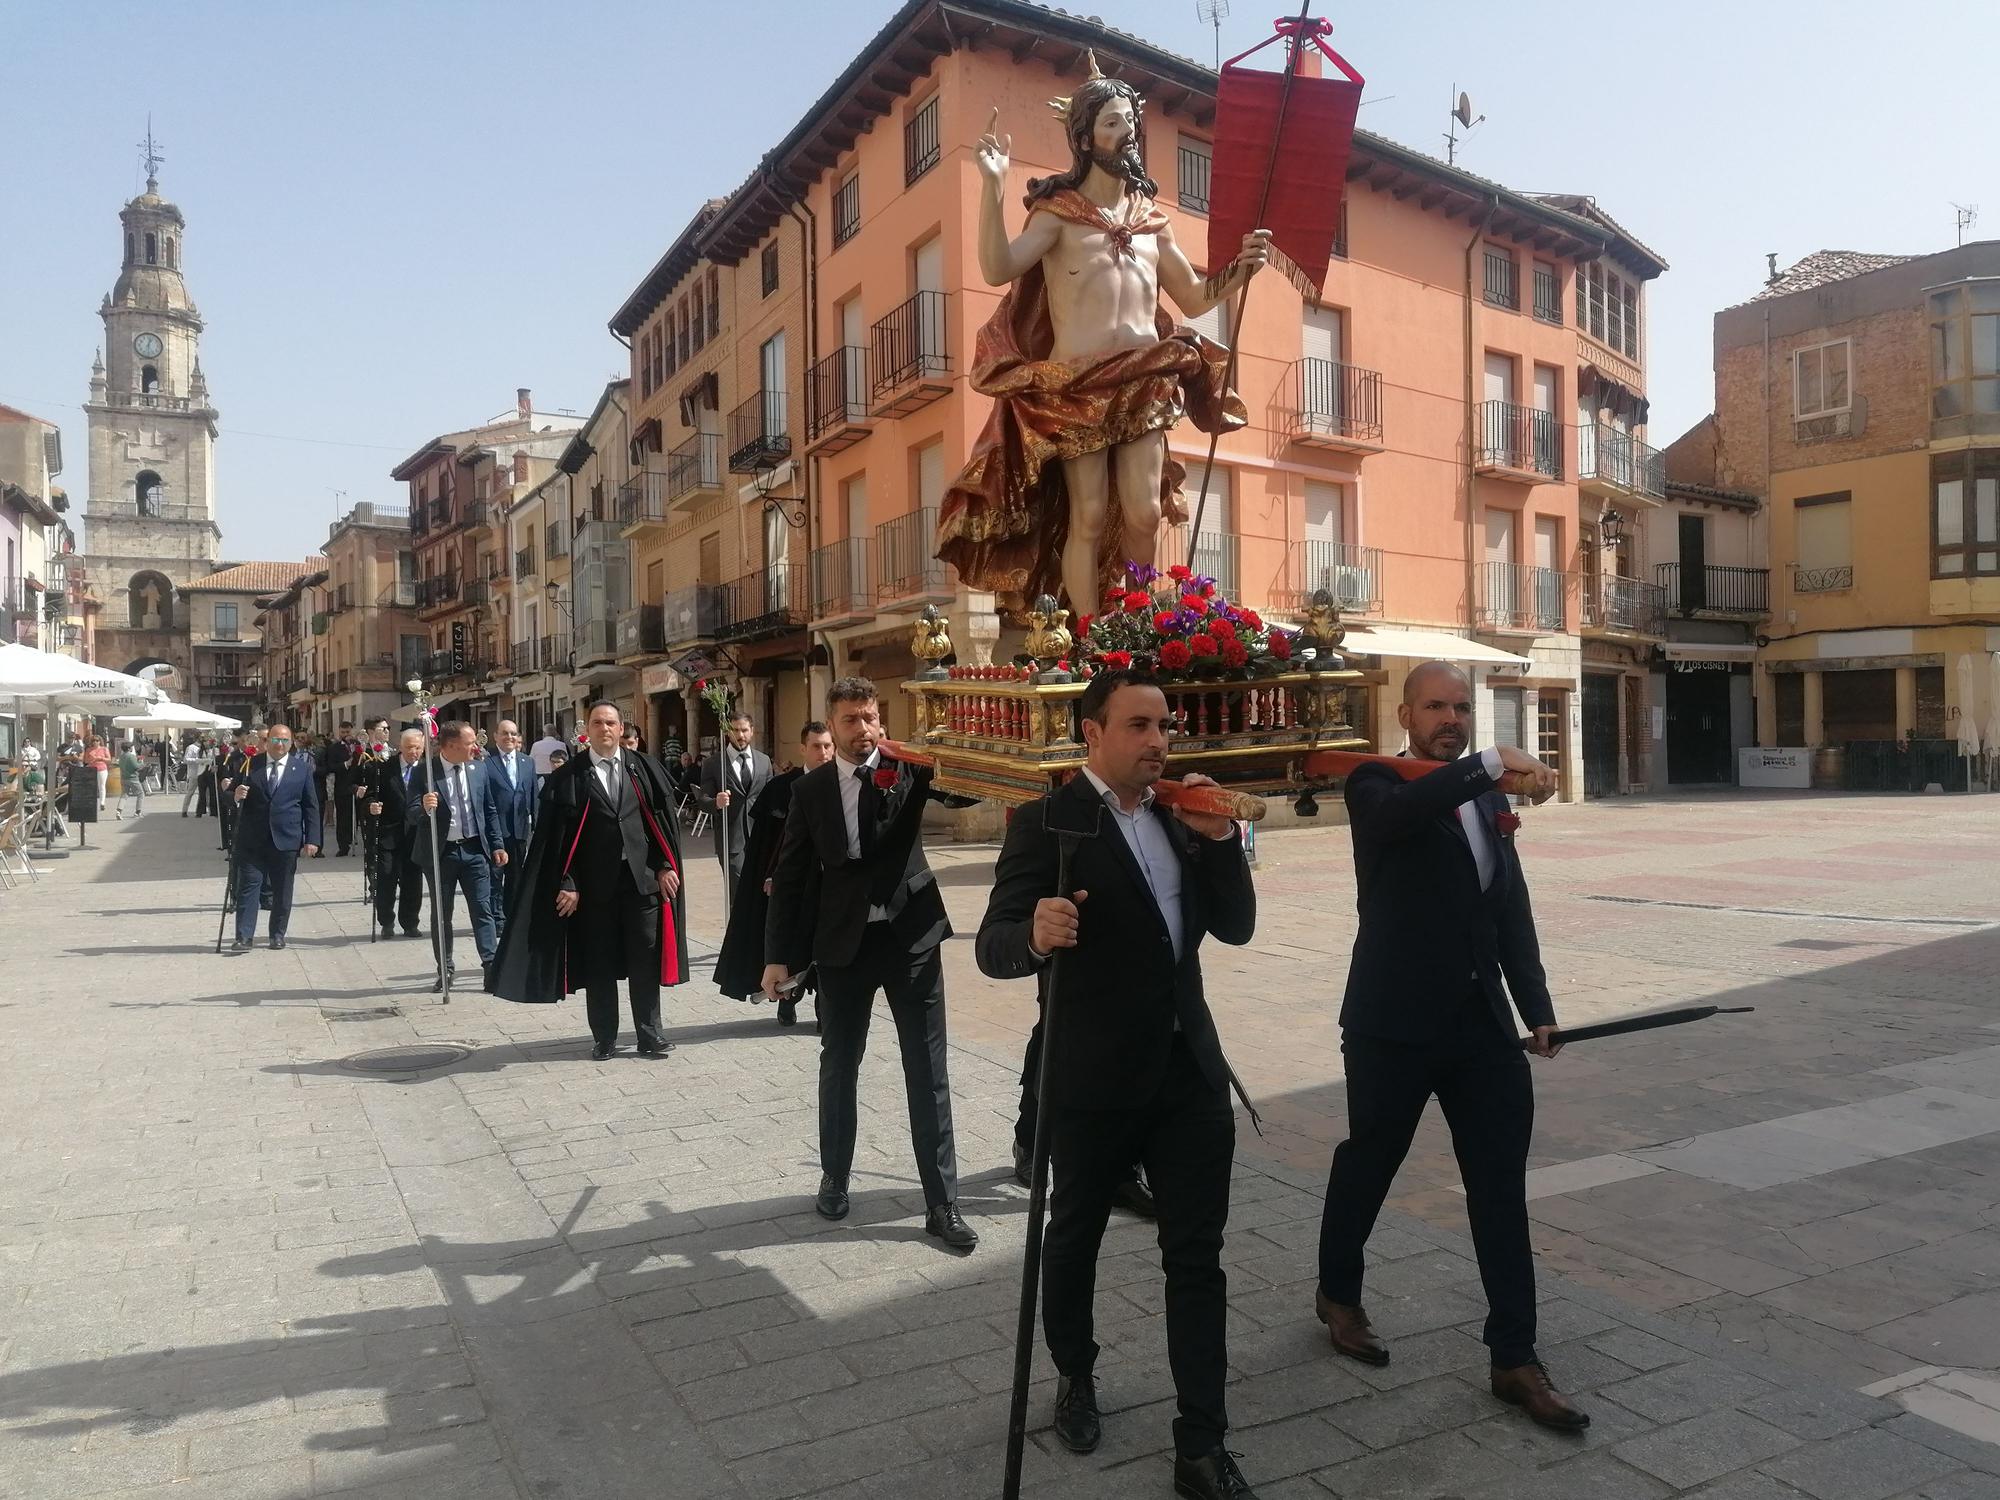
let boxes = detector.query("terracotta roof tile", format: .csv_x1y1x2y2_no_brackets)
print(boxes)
187,559,325,593
1752,250,1915,301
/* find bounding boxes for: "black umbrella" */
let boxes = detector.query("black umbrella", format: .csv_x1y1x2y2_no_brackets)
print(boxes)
1525,1005,1753,1049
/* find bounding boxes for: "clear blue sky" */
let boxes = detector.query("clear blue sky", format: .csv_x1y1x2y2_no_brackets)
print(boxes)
1,0,1992,564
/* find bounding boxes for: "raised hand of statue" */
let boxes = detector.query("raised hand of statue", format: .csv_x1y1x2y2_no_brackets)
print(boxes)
976,107,1011,187
1234,228,1273,279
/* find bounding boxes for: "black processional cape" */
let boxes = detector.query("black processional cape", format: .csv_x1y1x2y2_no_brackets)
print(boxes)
714,766,809,1000
485,750,690,1004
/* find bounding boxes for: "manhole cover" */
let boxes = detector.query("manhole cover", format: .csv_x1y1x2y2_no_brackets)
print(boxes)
1777,938,1864,951
339,1044,470,1074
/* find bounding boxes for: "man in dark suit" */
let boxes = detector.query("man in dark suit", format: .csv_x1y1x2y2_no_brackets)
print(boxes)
761,677,978,1250
481,717,536,937
229,723,321,952
410,720,504,991
976,669,1259,1500
488,701,688,1059
216,730,257,852
714,720,833,1022
326,722,362,856
1316,660,1585,1432
364,728,429,939
698,709,772,891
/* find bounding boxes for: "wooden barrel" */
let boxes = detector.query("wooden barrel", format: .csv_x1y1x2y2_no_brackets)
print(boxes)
1810,744,1844,790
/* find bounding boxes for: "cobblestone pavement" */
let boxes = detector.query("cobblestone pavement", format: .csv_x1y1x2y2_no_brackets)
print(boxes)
1,790,1995,1499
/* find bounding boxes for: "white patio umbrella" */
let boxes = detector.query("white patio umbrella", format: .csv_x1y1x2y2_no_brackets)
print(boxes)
110,700,241,731
0,642,166,704
1956,654,1983,758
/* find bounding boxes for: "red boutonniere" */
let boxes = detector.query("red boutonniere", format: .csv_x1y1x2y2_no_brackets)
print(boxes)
872,766,900,791
1495,811,1522,836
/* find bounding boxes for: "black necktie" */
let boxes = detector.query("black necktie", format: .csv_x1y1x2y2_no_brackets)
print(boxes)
855,764,878,857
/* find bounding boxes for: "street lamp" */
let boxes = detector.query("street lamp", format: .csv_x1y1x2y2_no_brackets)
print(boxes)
1598,506,1625,548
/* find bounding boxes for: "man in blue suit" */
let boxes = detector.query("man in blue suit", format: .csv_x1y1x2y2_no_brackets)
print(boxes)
480,718,536,936
411,719,504,990
230,723,321,952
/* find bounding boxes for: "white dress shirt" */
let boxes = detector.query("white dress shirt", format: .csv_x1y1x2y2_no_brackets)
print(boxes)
1080,767,1185,962
589,748,623,805
1457,747,1506,893
265,754,289,788
833,750,892,922
493,749,519,789
530,735,564,775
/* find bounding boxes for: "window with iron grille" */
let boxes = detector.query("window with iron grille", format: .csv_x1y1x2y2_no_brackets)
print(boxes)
691,286,706,351
1532,262,1562,324
905,95,940,186
1331,199,1348,260
761,241,779,297
1483,248,1519,311
706,269,720,337
677,302,690,366
833,175,860,248
1177,137,1211,213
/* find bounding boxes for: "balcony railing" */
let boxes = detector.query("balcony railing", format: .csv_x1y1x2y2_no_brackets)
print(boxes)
664,583,727,644
812,537,875,620
1532,264,1563,325
616,604,664,659
198,672,262,691
463,579,490,607
332,584,354,613
1287,359,1383,447
904,95,940,186
719,561,810,642
1792,563,1854,594
1577,423,1666,500
329,669,350,694
511,640,537,673
514,546,536,579
668,433,724,501
1476,401,1563,479
1655,563,1769,617
1283,540,1383,614
1483,250,1519,311
538,634,570,674
618,473,669,530
870,291,949,413
379,580,417,607
877,505,952,603
428,498,450,528
1177,143,1211,213
1476,561,1567,633
833,173,860,248
544,521,569,559
1580,573,1666,636
575,618,618,662
729,390,791,472
465,500,489,528
808,346,872,446
416,576,460,609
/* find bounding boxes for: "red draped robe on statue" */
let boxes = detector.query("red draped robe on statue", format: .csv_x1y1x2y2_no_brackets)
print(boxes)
936,188,1247,616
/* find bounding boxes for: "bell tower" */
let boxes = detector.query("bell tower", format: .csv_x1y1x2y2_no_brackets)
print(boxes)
82,124,220,642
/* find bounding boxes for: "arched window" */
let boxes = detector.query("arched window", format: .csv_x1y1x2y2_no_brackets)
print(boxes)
128,571,174,628
125,233,135,264
141,365,159,395
135,470,164,516
145,232,157,265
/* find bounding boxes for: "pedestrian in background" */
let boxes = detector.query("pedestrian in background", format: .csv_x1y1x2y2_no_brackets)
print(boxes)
115,743,145,818
84,736,110,809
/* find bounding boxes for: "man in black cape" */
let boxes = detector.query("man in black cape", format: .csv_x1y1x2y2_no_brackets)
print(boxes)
714,719,834,1023
486,701,690,1058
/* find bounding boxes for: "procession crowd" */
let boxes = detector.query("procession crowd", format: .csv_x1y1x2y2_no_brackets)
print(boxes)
137,660,1575,1500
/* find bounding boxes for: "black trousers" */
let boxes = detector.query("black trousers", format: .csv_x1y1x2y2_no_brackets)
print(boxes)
490,836,526,934
1318,1003,1538,1369
1044,1034,1235,1459
1014,1019,1145,1185
576,880,665,1049
374,837,424,932
333,785,356,853
196,771,216,816
218,794,237,847
816,925,957,1208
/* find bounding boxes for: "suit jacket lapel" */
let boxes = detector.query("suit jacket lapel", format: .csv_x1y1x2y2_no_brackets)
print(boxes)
1074,779,1170,942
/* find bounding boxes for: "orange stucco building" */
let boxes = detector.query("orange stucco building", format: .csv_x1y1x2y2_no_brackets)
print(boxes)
606,0,1669,795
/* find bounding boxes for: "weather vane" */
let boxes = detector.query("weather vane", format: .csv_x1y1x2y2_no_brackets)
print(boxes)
138,115,165,189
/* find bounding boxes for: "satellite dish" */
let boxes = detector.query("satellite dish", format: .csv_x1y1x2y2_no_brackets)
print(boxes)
1455,92,1475,126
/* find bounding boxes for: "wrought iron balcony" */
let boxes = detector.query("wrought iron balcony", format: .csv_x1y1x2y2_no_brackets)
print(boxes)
1580,573,1666,636
1532,264,1563,325
870,291,950,417
538,634,570,674
1483,250,1519,311
807,346,872,452
664,583,727,644
514,546,536,579
1282,540,1383,614
667,433,724,502
1286,359,1383,450
876,506,952,604
812,537,875,621
1476,401,1563,481
1476,562,1568,633
462,579,490,607
1159,529,1240,601
510,640,537,673
1655,563,1769,617
380,581,417,608
719,561,810,643
616,604,665,660
727,391,791,473
618,472,670,530
416,575,460,610
1577,423,1665,501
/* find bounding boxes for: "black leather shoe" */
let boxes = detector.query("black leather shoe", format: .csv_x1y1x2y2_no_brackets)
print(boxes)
591,1040,617,1061
776,996,797,1027
401,927,420,938
1052,1373,1101,1454
815,1174,850,1221
925,1202,978,1251
378,925,395,939
1173,1448,1260,1499
229,938,250,953
1013,1139,1032,1187
269,936,286,951
431,967,455,993
636,1040,675,1058
1110,1173,1158,1219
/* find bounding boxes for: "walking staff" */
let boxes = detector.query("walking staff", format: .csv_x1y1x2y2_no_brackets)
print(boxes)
404,679,450,1002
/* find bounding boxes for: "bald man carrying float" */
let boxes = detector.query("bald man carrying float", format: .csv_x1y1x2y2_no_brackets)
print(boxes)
1315,661,1589,1434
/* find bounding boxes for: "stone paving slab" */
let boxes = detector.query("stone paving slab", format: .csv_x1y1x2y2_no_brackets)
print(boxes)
0,794,1995,1497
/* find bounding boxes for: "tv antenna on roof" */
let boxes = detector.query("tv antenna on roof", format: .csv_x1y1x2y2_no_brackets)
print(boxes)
1195,0,1230,70
1953,202,1978,246
1445,87,1484,166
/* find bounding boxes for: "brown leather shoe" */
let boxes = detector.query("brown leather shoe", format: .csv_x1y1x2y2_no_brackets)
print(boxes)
1314,1288,1389,1366
1491,1361,1590,1432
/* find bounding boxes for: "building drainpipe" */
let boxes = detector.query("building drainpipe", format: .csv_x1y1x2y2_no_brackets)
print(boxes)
782,177,828,704
1461,194,1500,746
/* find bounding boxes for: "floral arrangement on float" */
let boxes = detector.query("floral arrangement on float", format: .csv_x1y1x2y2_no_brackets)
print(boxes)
1071,561,1295,680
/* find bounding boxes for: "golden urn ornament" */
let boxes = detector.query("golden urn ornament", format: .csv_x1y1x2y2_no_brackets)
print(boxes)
912,604,952,681
1024,594,1075,683
1299,587,1347,672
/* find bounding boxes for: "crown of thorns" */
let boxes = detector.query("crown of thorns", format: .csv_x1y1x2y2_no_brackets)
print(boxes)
1047,51,1143,132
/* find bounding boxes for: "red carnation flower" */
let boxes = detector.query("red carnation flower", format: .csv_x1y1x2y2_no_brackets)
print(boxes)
1102,649,1132,669
1190,632,1219,656
1180,592,1208,615
1267,631,1293,661
1158,638,1192,670
872,766,899,790
1220,637,1249,668
1207,617,1236,641
1201,580,1217,598
1073,613,1093,638
1496,811,1522,836
1152,610,1178,632
1167,564,1191,582
1240,609,1264,631
1122,590,1149,612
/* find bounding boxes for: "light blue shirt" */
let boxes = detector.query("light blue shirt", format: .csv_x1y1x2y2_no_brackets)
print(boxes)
1081,766,1184,962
